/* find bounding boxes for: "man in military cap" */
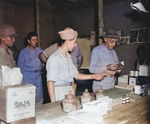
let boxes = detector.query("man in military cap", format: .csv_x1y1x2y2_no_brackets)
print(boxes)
0,24,18,86
89,28,122,91
46,27,107,102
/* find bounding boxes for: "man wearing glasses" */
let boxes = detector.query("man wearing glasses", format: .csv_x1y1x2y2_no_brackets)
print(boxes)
89,28,122,92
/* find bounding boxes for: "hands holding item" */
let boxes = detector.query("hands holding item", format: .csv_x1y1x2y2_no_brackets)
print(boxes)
107,61,124,73
106,62,124,76
116,61,124,73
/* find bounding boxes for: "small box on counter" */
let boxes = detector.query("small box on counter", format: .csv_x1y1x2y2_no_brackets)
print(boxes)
82,99,108,115
118,75,128,87
128,76,137,86
0,84,35,123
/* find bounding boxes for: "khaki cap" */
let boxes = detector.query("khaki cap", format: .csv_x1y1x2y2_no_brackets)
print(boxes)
58,27,78,40
0,24,18,38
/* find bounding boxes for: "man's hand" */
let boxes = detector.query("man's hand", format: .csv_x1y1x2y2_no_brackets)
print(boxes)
106,70,116,78
107,64,117,71
116,69,122,73
92,73,108,80
106,70,116,75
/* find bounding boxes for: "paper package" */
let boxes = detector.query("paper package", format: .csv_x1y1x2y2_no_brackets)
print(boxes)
1,65,23,87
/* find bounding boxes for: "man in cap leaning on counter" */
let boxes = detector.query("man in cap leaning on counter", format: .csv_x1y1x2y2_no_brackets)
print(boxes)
0,24,18,87
89,28,122,92
46,27,108,103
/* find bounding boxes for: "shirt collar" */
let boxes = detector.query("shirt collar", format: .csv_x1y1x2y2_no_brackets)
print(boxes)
101,44,112,52
27,45,37,51
0,47,12,55
58,47,71,58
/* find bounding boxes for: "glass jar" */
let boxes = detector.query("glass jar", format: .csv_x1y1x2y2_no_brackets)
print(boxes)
81,89,92,106
62,93,77,113
96,86,104,100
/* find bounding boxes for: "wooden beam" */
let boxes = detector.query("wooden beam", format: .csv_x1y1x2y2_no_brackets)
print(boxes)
55,0,93,5
35,0,41,48
98,0,104,37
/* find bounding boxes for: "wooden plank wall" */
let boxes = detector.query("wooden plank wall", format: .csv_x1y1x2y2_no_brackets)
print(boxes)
77,38,91,69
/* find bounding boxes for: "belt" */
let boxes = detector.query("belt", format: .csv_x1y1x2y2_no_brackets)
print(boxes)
54,82,72,87
27,70,40,73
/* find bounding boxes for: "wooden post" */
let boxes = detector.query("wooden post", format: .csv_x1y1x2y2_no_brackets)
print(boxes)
98,0,104,37
35,0,41,48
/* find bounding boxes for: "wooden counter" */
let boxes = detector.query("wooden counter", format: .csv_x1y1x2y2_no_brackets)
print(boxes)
103,95,150,124
35,88,150,124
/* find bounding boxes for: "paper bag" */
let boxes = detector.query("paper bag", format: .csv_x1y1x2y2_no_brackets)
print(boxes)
2,65,23,87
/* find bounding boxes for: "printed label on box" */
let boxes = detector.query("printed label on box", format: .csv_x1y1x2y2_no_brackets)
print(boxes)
7,88,35,122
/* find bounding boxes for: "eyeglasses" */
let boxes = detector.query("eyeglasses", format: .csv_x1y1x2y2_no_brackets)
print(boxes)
9,36,16,40
108,39,117,44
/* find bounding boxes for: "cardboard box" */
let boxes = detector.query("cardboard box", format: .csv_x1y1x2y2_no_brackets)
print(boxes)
0,84,35,123
82,100,108,115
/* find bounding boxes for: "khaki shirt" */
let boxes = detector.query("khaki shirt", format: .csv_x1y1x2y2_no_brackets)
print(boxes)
0,47,16,86
46,47,79,86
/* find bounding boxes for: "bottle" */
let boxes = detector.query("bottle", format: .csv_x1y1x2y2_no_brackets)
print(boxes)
62,93,77,113
81,89,92,106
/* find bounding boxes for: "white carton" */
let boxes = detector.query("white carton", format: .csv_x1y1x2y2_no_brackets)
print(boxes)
82,100,107,115
0,84,35,123
67,109,103,124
